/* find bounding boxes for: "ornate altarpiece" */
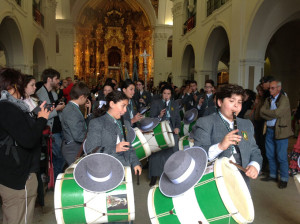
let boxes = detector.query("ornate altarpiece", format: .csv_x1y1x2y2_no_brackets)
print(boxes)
74,5,153,84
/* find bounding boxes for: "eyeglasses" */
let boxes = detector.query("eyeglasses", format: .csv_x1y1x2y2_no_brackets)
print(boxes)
269,87,278,90
204,86,213,89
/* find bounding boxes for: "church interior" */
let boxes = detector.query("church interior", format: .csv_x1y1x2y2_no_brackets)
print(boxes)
1,0,300,223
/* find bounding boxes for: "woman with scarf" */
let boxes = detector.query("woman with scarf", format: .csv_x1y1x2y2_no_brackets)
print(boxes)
0,68,51,224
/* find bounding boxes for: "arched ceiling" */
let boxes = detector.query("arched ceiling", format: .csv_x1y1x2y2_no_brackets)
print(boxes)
72,0,155,28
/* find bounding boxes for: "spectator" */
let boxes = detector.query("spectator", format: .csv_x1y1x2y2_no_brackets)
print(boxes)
260,80,293,189
36,68,66,181
0,68,50,224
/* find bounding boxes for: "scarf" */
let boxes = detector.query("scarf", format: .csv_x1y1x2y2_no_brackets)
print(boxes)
0,90,30,113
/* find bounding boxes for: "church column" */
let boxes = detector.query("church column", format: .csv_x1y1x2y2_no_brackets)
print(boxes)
129,41,133,77
85,38,90,79
139,40,143,79
240,59,264,91
104,45,108,76
96,40,100,76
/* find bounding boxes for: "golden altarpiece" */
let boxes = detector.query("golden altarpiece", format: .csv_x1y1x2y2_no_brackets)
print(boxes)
74,3,153,85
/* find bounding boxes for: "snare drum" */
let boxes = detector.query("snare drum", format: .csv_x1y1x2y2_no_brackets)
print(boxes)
143,120,175,153
148,157,254,224
179,136,194,151
179,121,196,137
55,166,135,224
132,127,151,161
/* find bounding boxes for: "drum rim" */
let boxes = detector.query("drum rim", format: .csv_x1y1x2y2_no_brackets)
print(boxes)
214,157,254,223
134,127,151,159
161,121,172,147
54,173,65,224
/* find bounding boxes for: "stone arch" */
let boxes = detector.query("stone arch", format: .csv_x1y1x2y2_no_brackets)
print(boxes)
0,16,24,69
202,26,230,83
245,0,300,60
33,38,46,80
71,0,156,28
181,43,195,81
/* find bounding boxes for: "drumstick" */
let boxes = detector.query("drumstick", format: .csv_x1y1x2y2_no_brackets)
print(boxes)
229,160,247,173
137,170,140,185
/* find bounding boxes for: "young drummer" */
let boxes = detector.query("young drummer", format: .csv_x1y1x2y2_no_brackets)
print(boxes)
148,84,181,186
121,79,143,126
61,82,91,165
192,84,262,187
84,90,142,176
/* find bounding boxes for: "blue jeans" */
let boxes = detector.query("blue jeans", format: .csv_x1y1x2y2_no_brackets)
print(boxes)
265,128,289,182
52,133,65,181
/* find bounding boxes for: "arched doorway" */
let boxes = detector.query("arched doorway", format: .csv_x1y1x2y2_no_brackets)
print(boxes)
265,20,300,108
181,44,195,81
73,0,153,85
203,26,229,86
245,0,300,107
0,16,24,69
33,38,46,80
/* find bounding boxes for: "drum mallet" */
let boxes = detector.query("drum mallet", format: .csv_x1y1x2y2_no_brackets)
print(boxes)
137,170,140,185
229,160,247,173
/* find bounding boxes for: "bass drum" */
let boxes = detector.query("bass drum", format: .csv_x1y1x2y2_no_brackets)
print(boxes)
54,166,135,224
148,157,254,224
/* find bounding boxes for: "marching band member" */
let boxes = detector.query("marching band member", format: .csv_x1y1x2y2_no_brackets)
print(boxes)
148,84,181,186
121,79,143,126
84,90,142,178
133,79,152,110
192,84,262,188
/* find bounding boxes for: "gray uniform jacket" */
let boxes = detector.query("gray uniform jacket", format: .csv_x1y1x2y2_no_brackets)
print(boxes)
198,94,215,117
133,90,152,108
84,113,140,168
149,99,181,130
36,85,60,130
123,99,138,125
193,113,263,169
61,102,87,143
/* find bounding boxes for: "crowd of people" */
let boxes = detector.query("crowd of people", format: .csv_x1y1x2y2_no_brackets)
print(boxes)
0,67,299,224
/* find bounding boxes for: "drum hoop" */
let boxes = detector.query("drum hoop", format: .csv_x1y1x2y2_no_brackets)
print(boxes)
54,173,65,224
147,187,159,224
163,120,175,147
124,166,135,221
214,158,254,223
134,128,151,158
161,121,172,147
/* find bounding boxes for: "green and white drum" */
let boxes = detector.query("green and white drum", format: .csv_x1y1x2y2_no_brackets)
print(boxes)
55,166,135,224
179,136,194,151
179,121,196,137
143,120,175,153
132,127,151,161
148,157,254,224
295,174,300,194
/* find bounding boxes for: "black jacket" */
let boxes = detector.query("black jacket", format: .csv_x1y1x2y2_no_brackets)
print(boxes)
0,101,47,190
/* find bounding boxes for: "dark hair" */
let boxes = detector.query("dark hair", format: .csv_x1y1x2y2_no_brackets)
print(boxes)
70,82,90,100
216,84,244,108
103,83,115,91
205,79,214,87
137,80,144,86
0,68,25,98
42,68,60,83
121,79,134,90
190,80,197,85
160,84,173,94
24,75,35,87
185,80,191,86
244,89,256,102
93,90,128,117
159,81,168,90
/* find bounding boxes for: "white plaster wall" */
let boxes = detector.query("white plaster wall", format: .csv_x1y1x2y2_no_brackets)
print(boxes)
172,0,300,91
153,25,173,86
0,0,57,77
56,19,74,79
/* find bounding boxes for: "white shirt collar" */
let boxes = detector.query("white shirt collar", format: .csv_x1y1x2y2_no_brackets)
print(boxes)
70,101,79,107
219,112,234,129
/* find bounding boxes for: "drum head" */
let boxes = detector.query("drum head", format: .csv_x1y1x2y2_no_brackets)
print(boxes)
214,157,254,223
